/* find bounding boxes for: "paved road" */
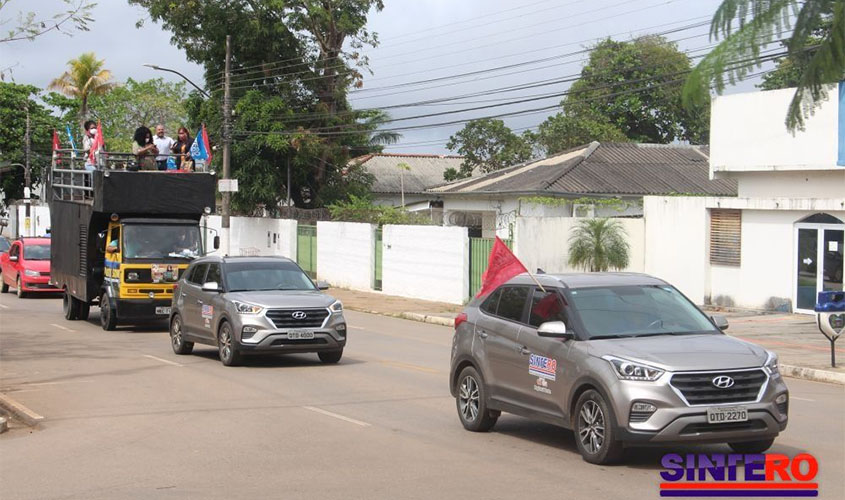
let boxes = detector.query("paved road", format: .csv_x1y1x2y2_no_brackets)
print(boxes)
1,293,843,499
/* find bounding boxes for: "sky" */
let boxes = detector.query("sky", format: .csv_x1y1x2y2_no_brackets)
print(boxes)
1,0,764,154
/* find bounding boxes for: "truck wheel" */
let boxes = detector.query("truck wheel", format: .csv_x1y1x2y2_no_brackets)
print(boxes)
15,276,26,298
78,302,90,321
100,292,117,331
63,290,80,320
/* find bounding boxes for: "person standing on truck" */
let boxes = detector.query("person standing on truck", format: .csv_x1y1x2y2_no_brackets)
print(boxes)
153,124,175,171
171,127,194,171
132,126,158,171
81,121,98,170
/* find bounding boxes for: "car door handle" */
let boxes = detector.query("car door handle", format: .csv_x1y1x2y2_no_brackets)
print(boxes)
518,346,530,355
478,331,488,339
196,299,203,305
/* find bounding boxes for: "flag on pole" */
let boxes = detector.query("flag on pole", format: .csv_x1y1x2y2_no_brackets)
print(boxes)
190,124,213,167
52,130,61,150
476,237,528,298
65,124,77,150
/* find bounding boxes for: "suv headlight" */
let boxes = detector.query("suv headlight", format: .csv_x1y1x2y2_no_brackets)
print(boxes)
330,300,343,313
764,351,780,376
603,355,665,381
24,269,40,277
232,300,263,315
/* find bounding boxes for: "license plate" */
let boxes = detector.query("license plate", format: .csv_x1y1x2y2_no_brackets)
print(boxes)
707,406,748,424
155,307,171,315
287,330,314,340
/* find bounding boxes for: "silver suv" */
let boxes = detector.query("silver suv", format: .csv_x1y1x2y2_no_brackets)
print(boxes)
169,256,346,366
449,273,788,464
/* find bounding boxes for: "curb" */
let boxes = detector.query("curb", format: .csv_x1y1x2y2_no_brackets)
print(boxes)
0,392,44,427
346,306,455,328
779,364,845,385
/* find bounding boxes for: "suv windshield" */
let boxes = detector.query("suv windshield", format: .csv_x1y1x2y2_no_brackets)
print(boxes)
225,261,315,292
566,285,718,339
24,244,51,260
123,225,202,260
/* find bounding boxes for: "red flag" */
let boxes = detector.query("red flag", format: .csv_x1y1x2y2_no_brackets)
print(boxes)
476,237,528,298
52,130,61,150
89,121,104,164
202,124,213,167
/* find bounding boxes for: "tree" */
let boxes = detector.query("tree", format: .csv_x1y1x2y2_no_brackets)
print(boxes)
444,119,533,181
0,0,94,44
567,218,630,272
48,52,116,126
683,0,845,131
0,83,59,205
562,36,709,145
534,112,628,155
758,19,834,91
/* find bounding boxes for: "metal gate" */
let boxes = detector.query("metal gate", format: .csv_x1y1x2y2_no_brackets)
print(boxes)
469,237,512,297
297,224,317,278
373,227,383,290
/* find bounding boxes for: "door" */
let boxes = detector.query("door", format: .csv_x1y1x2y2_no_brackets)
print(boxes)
0,242,19,285
181,263,208,335
474,286,531,405
517,287,572,418
197,263,223,339
795,216,845,313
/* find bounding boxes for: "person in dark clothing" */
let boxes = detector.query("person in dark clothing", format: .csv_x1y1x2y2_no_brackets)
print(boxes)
171,126,194,171
132,126,158,171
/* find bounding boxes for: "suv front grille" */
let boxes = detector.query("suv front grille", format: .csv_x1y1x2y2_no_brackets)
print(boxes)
266,308,329,329
680,419,766,435
670,369,767,405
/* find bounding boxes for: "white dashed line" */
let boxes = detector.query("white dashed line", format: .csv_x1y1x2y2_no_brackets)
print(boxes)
50,323,76,332
143,355,183,367
348,326,366,330
302,406,371,427
0,303,9,309
791,397,815,402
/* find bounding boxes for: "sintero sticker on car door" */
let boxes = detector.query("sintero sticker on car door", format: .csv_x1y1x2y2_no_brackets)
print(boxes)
529,354,557,381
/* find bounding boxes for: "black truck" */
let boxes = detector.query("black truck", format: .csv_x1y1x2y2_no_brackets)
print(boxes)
48,151,217,330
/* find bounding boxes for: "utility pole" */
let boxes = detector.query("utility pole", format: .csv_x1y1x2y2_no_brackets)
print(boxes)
221,34,232,255
23,102,32,237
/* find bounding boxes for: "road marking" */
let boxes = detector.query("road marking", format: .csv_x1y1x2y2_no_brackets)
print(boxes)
381,360,441,374
143,355,183,367
0,303,9,309
0,392,44,426
302,406,371,427
348,326,366,330
50,323,76,332
791,397,815,402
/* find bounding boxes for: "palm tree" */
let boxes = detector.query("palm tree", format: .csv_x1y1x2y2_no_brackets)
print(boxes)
568,218,630,272
683,0,845,131
48,52,116,125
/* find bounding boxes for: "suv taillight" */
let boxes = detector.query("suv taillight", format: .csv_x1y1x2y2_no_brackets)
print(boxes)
454,313,468,329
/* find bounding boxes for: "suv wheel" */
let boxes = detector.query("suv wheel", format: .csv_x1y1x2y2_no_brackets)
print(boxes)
100,292,118,331
728,438,775,454
318,349,343,364
170,314,194,355
63,290,80,320
456,366,499,432
218,321,241,366
574,389,624,464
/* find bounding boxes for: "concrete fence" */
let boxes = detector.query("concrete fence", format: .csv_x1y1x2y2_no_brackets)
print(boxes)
513,216,645,274
316,221,375,291
204,216,297,259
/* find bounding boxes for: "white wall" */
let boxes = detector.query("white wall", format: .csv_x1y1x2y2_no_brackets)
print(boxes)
514,217,645,275
710,85,841,171
382,224,468,304
5,204,51,238
731,170,845,199
643,197,709,304
316,221,375,291
204,216,297,259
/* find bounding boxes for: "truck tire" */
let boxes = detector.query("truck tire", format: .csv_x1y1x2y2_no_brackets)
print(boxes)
78,302,90,321
100,292,117,331
63,290,80,320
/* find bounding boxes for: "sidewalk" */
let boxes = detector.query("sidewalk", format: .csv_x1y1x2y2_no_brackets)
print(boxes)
331,288,845,384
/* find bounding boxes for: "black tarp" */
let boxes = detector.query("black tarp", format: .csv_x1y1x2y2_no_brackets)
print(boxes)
94,171,217,215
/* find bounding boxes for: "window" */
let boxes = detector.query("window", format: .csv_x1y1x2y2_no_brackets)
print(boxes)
187,264,208,285
108,226,120,251
480,289,502,315
205,264,222,286
9,243,19,257
496,286,530,323
528,289,567,327
710,209,741,266
224,260,316,292
23,244,50,260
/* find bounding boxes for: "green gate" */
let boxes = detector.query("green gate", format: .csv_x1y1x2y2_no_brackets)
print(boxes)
469,237,512,297
297,224,317,278
373,227,383,291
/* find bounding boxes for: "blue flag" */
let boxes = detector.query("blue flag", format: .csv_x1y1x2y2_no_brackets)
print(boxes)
65,125,77,150
190,126,209,162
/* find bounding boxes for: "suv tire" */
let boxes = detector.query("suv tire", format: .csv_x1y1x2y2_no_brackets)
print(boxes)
728,438,775,454
318,349,343,364
100,292,118,331
456,366,499,432
573,389,624,464
170,314,194,355
63,290,80,320
218,321,242,366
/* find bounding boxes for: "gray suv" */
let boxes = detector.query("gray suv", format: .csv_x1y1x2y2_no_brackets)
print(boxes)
449,273,788,464
169,256,346,366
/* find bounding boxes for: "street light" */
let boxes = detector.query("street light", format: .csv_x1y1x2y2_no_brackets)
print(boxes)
143,64,210,98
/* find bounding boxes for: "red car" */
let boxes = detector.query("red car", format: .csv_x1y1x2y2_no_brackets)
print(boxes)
0,237,60,298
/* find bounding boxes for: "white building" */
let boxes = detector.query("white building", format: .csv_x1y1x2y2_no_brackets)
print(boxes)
644,84,845,313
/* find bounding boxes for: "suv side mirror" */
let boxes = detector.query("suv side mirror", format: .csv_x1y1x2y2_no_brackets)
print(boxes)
202,281,221,293
537,321,574,340
710,314,729,331
315,280,330,290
